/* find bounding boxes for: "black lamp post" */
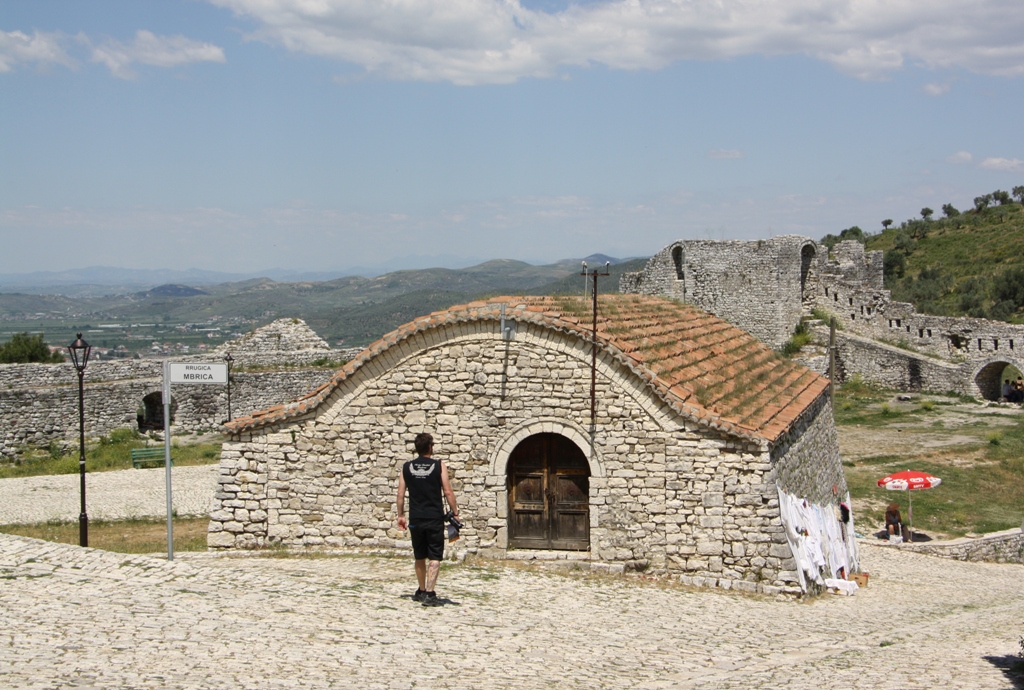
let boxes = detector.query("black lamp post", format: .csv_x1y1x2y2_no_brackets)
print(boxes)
68,333,92,547
224,352,234,422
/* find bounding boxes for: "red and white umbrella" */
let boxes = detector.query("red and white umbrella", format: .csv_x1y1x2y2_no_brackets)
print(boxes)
877,470,942,491
876,470,942,542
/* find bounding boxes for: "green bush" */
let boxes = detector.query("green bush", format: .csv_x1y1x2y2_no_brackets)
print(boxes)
992,267,1024,310
0,333,65,364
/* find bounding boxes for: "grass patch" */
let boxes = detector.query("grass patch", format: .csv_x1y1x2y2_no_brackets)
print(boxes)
0,429,220,479
845,453,1024,536
838,379,1024,536
844,424,1024,537
0,517,209,554
781,321,812,357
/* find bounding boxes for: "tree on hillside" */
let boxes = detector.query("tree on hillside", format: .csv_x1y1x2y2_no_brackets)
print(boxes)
906,218,930,240
993,190,1012,206
921,207,934,221
893,230,917,254
942,203,960,218
957,276,989,318
883,250,906,284
882,219,893,230
0,333,65,364
1013,186,1024,204
974,194,993,212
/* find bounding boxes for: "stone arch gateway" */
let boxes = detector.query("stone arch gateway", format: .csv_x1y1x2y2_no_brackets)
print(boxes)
139,391,176,431
973,359,1024,401
212,295,852,595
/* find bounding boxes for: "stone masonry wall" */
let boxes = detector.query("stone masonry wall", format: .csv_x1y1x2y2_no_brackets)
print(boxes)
1,368,335,457
620,236,818,350
770,393,848,506
803,328,1017,399
904,528,1024,564
0,318,349,457
212,319,338,367
814,280,1024,364
624,235,1024,400
210,319,841,595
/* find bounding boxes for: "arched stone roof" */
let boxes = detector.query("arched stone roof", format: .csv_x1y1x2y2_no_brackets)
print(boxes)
225,295,829,443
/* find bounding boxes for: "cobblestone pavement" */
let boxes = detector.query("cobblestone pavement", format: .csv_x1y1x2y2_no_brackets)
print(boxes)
0,465,218,525
1,535,1022,690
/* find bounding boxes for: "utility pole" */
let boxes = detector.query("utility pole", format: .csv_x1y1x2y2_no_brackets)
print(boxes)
829,317,837,403
580,261,611,428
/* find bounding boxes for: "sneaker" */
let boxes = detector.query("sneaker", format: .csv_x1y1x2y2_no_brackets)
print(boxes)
421,592,442,607
412,589,426,602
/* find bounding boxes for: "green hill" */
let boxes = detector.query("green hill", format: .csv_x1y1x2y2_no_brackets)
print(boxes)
857,194,1024,323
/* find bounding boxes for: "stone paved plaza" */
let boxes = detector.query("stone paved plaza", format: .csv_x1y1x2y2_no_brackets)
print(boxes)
2,532,1022,689
0,465,218,525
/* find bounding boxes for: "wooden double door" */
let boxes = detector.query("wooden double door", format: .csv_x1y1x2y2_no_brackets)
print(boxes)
507,433,590,550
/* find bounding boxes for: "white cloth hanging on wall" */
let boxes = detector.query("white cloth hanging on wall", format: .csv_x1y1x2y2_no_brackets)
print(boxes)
776,486,860,593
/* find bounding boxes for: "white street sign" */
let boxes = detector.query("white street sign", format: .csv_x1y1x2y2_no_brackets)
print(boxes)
168,362,228,384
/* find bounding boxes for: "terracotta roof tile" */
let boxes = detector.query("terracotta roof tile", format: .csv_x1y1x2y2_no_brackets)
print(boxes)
224,294,829,443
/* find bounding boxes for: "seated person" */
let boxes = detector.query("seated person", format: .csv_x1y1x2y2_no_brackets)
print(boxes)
1002,379,1013,401
1013,377,1024,404
884,503,906,540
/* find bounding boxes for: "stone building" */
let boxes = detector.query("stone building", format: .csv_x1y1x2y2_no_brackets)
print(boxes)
211,295,854,594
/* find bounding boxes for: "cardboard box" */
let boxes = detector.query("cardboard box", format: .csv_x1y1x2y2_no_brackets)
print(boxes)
851,573,869,587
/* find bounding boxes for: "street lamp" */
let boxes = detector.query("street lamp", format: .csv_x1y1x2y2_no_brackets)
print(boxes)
68,333,91,547
223,352,234,422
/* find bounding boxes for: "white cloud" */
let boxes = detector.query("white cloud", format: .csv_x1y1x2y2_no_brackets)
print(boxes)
923,82,950,96
0,30,76,72
708,149,743,160
947,151,973,164
979,157,1023,171
209,0,1024,85
91,30,226,79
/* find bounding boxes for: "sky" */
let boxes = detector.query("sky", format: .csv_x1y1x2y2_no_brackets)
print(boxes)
1,0,1023,276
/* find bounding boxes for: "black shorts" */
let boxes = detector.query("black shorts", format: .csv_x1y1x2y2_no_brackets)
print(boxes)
409,519,445,561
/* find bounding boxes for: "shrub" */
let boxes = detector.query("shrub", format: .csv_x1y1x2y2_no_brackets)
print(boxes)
781,322,812,357
0,333,65,364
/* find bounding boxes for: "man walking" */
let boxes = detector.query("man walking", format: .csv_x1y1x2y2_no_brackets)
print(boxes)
396,432,459,607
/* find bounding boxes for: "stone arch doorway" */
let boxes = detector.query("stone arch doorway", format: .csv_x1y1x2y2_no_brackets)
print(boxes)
974,361,1022,401
138,391,176,431
507,433,590,551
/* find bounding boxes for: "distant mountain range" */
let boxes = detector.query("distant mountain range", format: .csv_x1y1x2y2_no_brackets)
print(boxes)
0,253,638,297
0,254,649,348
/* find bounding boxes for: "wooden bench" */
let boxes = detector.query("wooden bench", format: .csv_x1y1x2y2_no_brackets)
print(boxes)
131,447,172,469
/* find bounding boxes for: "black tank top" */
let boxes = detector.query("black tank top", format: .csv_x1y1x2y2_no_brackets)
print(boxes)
403,456,444,520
